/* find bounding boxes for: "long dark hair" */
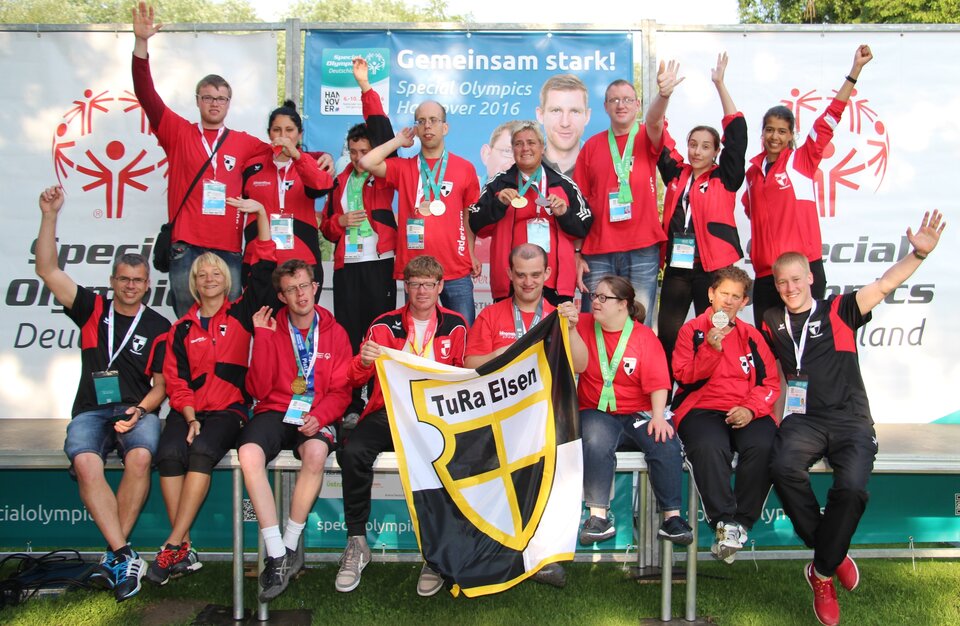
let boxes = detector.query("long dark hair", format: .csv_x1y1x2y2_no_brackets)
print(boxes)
268,100,303,134
597,275,645,322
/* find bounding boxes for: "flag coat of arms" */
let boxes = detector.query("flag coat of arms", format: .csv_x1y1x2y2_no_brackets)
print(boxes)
375,312,582,597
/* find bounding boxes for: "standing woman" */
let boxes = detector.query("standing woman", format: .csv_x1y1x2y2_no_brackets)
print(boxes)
744,45,873,327
146,201,279,586
576,276,693,547
657,53,746,367
240,101,334,294
469,120,592,305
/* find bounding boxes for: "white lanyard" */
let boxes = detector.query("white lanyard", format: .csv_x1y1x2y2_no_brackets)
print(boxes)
106,303,144,369
276,160,292,212
198,125,224,179
682,173,696,232
783,300,817,375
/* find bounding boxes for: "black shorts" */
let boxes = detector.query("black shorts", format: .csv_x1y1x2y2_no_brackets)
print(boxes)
155,409,244,476
237,410,337,461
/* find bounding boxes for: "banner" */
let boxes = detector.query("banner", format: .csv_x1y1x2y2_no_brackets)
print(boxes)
653,30,960,424
376,311,581,597
0,31,278,419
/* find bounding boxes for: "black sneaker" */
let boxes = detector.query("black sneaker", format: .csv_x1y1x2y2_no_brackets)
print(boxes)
109,549,146,602
658,515,694,546
88,548,116,589
579,515,616,545
259,548,295,602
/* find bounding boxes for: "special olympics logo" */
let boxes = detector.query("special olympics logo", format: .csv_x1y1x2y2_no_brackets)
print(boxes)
781,87,890,218
52,88,167,219
365,52,386,74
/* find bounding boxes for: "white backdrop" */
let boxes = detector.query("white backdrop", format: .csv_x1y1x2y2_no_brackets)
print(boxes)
654,30,960,423
0,31,278,419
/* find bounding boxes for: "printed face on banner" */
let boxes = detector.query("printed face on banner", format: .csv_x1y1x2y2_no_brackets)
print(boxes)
537,88,590,157
480,128,515,179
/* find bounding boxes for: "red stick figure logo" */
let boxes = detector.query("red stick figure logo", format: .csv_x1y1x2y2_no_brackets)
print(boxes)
52,88,167,219
780,87,890,218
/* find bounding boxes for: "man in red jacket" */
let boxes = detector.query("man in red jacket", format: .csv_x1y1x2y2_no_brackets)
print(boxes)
238,260,353,602
335,255,467,597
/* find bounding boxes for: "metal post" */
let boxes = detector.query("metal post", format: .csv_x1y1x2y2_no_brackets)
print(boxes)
255,469,284,621
637,477,648,569
661,538,673,622
284,18,302,104
685,469,699,621
232,467,244,621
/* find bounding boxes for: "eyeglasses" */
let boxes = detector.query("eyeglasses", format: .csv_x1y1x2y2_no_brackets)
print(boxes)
606,97,637,106
198,95,230,104
405,281,439,291
113,276,147,286
415,117,444,128
589,292,623,304
281,282,315,296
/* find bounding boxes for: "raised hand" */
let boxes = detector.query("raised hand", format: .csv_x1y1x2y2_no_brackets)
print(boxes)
657,60,685,98
252,306,276,331
907,210,946,258
711,52,729,85
39,186,64,215
132,2,162,41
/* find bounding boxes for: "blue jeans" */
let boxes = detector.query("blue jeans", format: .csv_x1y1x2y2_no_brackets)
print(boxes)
580,244,659,326
439,274,476,326
581,408,683,511
64,406,161,462
169,241,242,318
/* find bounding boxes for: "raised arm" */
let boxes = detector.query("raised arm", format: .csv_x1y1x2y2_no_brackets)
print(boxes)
357,126,415,179
132,2,161,60
35,186,78,310
835,45,873,104
856,210,945,316
712,52,736,117
645,60,684,147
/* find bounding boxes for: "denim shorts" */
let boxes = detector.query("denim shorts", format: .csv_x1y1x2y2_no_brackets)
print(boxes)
63,405,161,463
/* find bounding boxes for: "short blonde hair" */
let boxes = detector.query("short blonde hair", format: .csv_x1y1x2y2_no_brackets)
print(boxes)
188,252,232,303
539,74,588,108
511,120,545,146
772,252,810,278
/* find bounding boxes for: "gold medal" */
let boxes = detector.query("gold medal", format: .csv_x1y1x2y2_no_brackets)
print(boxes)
291,376,307,395
429,200,446,216
418,201,432,216
511,196,528,209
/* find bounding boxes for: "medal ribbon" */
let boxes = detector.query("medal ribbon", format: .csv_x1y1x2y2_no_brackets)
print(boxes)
517,167,544,200
784,301,817,376
607,122,639,204
406,308,438,357
197,124,224,179
417,151,449,205
106,302,145,369
276,160,292,212
346,170,373,244
595,317,634,412
288,312,319,392
512,298,543,340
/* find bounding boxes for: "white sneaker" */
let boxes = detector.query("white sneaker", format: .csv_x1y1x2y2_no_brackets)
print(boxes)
335,536,371,592
711,522,746,564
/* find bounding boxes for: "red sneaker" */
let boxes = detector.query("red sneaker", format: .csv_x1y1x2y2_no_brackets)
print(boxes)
805,562,840,626
835,555,860,591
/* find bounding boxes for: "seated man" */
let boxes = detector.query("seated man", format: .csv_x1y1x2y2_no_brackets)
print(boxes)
35,186,171,602
240,260,353,601
671,266,779,563
465,243,587,587
336,255,467,596
762,211,944,626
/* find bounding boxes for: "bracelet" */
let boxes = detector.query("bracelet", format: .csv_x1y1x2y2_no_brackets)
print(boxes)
845,74,857,85
574,248,582,254
134,405,146,418
187,419,199,425
913,249,927,261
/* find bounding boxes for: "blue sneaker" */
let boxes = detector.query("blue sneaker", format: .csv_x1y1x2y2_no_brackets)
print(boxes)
88,548,116,589
109,549,146,602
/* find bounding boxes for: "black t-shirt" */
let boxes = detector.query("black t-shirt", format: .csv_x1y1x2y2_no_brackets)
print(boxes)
762,293,873,422
64,286,171,417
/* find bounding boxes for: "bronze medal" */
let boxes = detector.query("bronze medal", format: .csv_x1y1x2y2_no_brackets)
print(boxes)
418,201,433,216
511,196,528,209
290,376,307,395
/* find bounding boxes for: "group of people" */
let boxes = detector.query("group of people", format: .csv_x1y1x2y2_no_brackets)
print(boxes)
40,5,947,625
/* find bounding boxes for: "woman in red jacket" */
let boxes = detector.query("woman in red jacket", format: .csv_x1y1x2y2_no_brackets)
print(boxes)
240,101,334,294
146,202,279,586
744,45,873,327
657,53,746,368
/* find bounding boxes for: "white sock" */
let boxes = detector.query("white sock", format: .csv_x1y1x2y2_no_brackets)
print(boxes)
589,507,607,518
283,518,306,552
261,525,285,559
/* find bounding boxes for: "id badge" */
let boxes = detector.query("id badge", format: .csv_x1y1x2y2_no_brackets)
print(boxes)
784,375,809,419
202,180,227,216
283,393,313,426
344,236,362,259
526,218,551,253
270,214,294,250
670,236,696,269
92,370,121,405
608,190,632,223
407,218,425,250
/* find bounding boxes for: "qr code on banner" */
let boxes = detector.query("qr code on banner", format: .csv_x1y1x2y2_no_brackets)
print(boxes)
243,498,258,523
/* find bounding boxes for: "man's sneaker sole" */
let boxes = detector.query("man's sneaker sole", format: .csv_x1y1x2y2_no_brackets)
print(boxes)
170,561,203,579
335,554,369,593
711,542,739,564
145,564,170,586
658,529,694,546
579,526,616,545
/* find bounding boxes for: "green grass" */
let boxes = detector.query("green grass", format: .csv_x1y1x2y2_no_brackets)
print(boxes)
2,559,959,625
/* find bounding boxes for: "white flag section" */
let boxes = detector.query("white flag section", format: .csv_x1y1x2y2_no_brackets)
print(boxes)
0,31,277,419
376,312,582,597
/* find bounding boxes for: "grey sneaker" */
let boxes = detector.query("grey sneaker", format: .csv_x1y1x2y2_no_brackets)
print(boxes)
259,548,296,602
530,562,567,588
711,522,746,564
416,564,444,597
342,412,361,430
578,515,615,545
335,536,371,593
